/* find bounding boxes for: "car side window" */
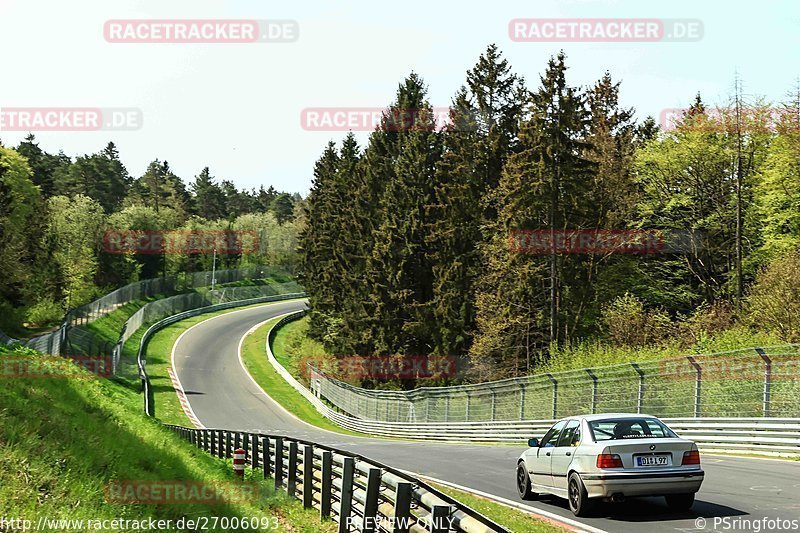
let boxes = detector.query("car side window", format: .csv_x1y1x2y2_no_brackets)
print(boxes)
540,421,566,448
557,420,580,447
570,425,581,446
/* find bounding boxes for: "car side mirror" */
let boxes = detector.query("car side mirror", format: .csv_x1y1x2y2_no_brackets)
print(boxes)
527,437,539,448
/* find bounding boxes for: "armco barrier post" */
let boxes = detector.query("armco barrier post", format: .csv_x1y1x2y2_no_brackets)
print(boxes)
233,448,246,479
274,437,284,487
302,445,313,509
338,457,355,533
430,505,452,533
393,482,413,533
320,451,333,518
225,432,232,458
251,435,259,470
262,437,270,479
363,467,381,533
287,441,298,496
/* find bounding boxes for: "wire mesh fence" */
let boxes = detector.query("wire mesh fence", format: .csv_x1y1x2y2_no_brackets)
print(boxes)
310,345,800,422
2,265,292,357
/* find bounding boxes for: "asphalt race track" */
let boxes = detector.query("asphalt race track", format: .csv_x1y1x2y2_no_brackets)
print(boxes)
171,301,800,532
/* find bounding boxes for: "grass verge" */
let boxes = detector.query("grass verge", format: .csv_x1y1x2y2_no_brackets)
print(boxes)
428,482,564,533
0,344,335,532
239,317,367,437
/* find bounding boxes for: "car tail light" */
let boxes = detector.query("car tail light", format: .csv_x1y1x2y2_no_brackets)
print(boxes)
596,454,623,468
682,450,701,465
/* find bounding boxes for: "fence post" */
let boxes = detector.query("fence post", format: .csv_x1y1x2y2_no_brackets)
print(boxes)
519,383,526,420
362,467,381,533
287,441,298,497
210,430,216,455
252,435,259,470
755,347,771,416
585,369,598,414
465,391,471,422
425,396,431,422
338,457,355,533
444,395,450,422
302,445,313,509
490,390,497,421
233,448,245,479
262,437,270,479
320,450,333,519
631,363,645,414
225,431,232,458
217,430,225,458
274,437,284,487
393,482,413,533
546,374,558,419
686,356,702,418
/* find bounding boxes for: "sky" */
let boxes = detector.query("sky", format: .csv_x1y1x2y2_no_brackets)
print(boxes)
1,0,798,195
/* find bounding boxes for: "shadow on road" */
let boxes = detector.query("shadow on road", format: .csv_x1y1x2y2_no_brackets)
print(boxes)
533,495,747,523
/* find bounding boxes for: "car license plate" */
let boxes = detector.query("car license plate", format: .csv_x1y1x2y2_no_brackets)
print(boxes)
636,454,671,467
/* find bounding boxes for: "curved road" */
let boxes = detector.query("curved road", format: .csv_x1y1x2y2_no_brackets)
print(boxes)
172,301,800,532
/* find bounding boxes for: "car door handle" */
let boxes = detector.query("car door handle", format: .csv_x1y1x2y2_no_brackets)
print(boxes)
545,452,551,456
566,452,572,456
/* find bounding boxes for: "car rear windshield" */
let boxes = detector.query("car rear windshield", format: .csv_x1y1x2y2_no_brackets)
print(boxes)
588,418,678,441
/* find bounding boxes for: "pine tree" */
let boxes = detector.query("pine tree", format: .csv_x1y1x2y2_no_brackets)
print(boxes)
470,52,594,378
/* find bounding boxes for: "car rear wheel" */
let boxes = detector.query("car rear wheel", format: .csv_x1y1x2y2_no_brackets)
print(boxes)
568,472,592,517
665,493,695,511
516,462,536,500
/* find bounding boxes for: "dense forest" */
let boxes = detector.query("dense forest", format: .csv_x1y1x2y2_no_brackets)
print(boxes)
300,44,800,381
0,137,303,334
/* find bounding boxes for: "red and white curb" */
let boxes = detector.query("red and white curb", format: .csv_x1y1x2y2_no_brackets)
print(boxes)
168,366,204,428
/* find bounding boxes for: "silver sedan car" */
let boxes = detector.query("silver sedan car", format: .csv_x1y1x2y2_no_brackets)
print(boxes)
516,413,704,516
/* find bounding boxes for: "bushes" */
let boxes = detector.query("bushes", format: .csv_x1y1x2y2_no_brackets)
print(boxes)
746,251,800,342
24,297,64,327
601,293,673,347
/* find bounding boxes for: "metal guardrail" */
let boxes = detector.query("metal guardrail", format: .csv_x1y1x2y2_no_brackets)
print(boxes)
310,343,800,421
0,265,290,357
264,312,800,455
164,424,508,533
